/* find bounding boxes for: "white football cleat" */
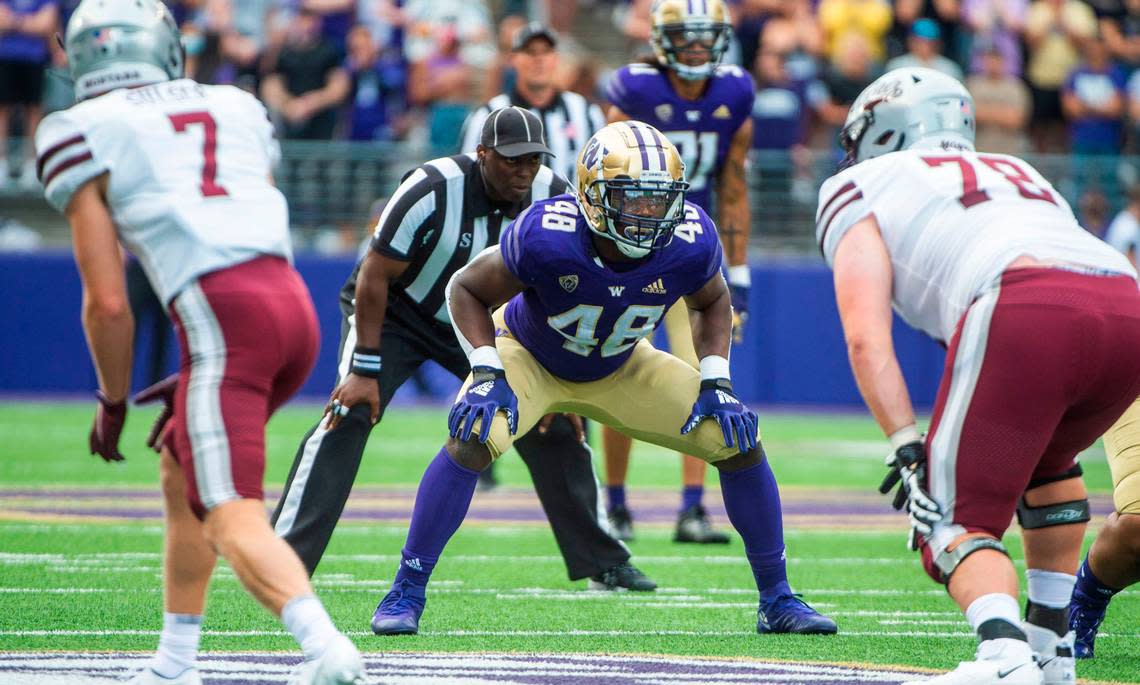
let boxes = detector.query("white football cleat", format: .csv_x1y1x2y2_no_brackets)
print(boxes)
903,638,1042,685
287,634,368,685
125,666,203,685
1024,623,1077,685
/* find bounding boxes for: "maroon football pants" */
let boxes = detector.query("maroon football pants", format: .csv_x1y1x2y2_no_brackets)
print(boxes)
920,267,1140,581
167,255,319,518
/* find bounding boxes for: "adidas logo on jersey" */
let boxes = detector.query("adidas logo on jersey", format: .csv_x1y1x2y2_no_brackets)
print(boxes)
404,557,424,572
713,104,732,119
470,381,494,397
642,279,667,294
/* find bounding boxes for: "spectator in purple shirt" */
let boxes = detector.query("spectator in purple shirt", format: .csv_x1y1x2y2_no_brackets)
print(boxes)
962,0,1027,77
1063,36,1127,207
344,24,408,141
1062,36,1127,154
0,0,58,187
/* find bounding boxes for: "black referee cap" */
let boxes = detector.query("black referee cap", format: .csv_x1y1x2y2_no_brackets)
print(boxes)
480,106,554,158
511,23,558,52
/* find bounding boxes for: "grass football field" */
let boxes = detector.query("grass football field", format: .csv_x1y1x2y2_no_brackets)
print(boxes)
0,401,1137,684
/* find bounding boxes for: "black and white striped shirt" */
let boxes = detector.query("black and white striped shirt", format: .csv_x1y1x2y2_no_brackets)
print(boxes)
341,153,569,332
459,90,606,182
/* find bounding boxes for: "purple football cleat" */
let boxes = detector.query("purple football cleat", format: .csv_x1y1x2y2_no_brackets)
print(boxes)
757,594,838,635
371,579,426,636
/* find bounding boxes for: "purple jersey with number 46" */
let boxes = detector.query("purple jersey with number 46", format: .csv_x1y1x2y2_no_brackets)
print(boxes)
499,194,722,382
606,63,754,213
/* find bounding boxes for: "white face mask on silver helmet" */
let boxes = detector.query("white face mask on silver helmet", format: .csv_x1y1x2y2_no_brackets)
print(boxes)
839,67,976,169
65,0,184,101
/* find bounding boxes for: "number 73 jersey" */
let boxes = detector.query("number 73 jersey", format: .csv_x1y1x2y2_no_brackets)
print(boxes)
499,194,723,382
817,149,1135,344
35,79,292,305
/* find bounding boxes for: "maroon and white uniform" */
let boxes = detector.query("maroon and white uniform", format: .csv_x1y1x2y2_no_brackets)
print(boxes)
36,79,318,517
817,149,1140,577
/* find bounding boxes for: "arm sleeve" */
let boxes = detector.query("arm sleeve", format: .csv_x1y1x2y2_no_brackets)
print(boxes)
34,110,108,213
816,172,873,267
499,204,540,286
458,106,490,154
370,167,437,259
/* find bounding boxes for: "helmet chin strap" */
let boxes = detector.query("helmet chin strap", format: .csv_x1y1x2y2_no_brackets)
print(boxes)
595,219,652,259
614,239,651,259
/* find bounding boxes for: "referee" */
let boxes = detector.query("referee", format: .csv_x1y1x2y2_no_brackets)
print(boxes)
271,107,655,593
458,23,604,182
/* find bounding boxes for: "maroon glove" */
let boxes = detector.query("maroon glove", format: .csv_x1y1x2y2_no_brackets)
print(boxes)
89,391,127,462
133,374,178,453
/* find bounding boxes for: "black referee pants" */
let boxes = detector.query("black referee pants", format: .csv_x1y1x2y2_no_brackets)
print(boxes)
270,313,630,580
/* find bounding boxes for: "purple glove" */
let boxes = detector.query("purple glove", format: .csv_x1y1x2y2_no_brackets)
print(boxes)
448,366,519,443
133,374,178,453
90,391,127,462
681,379,758,452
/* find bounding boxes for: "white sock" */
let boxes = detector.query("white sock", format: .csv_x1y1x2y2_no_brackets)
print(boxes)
281,594,338,661
1026,568,1076,609
151,613,202,678
965,593,1022,633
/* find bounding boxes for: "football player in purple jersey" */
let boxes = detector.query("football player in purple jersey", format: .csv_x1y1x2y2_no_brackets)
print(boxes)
602,0,754,544
368,121,836,639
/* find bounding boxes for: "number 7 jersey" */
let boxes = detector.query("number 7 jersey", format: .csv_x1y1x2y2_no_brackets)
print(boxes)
499,194,723,382
35,79,292,305
817,150,1135,344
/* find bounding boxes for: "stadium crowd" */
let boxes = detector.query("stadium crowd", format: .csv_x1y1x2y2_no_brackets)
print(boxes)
7,0,1140,233
2,2,1140,151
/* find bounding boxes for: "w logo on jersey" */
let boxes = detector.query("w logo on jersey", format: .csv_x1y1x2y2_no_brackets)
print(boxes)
609,286,625,297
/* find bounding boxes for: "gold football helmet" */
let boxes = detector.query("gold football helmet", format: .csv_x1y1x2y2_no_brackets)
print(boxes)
575,121,688,259
650,0,733,81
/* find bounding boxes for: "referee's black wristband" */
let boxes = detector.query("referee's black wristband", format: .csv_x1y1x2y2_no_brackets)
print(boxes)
350,346,381,379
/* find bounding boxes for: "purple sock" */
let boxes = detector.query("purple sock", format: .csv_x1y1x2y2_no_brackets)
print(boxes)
681,485,703,512
393,446,479,586
1075,557,1120,606
607,485,626,511
718,454,791,601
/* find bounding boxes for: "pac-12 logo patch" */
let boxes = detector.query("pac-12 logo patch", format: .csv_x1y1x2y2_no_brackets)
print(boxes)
654,103,673,122
559,275,579,292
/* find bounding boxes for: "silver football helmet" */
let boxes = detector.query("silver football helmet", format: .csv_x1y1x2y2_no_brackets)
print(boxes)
839,67,975,169
65,0,183,101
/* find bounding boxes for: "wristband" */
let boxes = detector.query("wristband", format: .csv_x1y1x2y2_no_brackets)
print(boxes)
889,424,922,451
699,355,731,381
727,265,751,288
350,346,382,378
469,345,503,371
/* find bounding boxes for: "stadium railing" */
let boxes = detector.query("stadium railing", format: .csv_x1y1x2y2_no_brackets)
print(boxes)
2,140,1128,253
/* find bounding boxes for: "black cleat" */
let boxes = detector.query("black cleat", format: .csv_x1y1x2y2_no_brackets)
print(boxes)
608,504,634,542
673,504,730,544
588,561,657,592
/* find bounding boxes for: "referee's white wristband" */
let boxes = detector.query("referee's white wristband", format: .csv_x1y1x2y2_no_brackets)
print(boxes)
699,355,731,381
468,345,504,371
727,265,751,288
889,424,922,451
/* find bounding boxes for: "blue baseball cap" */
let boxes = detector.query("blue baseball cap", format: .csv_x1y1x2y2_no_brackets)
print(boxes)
911,18,941,41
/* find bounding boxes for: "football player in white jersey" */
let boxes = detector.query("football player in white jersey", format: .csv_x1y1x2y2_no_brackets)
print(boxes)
818,67,1140,685
35,2,365,684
